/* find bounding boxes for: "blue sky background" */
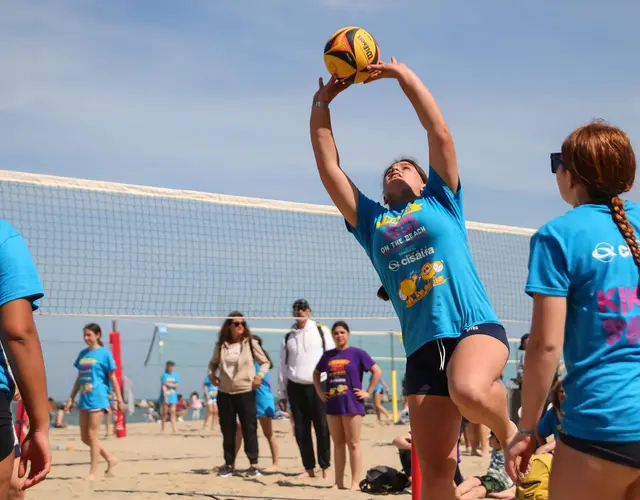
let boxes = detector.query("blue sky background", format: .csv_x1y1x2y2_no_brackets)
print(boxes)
0,1,638,398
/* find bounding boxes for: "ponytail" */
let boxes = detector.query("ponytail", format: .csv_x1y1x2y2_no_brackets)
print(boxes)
609,197,640,270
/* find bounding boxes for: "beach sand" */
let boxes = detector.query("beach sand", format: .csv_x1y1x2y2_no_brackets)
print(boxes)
36,417,490,499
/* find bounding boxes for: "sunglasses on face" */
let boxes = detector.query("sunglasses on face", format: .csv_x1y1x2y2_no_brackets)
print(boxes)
550,153,562,174
231,320,245,327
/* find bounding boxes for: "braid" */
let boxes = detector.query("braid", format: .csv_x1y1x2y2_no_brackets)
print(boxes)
609,197,640,270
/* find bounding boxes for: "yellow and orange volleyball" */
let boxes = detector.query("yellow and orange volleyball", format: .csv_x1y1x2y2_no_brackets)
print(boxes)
323,26,380,84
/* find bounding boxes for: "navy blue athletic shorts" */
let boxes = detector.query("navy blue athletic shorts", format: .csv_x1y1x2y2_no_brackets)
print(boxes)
405,323,509,397
559,432,640,469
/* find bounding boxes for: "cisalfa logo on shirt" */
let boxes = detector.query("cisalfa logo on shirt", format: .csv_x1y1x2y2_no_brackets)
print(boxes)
592,242,632,263
388,246,435,271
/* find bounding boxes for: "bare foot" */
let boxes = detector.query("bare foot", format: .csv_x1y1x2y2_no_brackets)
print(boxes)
321,468,330,480
263,464,280,472
298,469,316,478
350,483,360,491
105,458,119,477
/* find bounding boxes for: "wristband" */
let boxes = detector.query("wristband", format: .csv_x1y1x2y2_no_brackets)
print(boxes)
517,427,536,438
312,100,330,109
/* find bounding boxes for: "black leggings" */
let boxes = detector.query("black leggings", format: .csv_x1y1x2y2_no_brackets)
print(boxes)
217,391,258,467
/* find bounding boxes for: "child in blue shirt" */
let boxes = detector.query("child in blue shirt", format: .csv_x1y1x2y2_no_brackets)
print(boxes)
159,361,180,434
65,323,124,481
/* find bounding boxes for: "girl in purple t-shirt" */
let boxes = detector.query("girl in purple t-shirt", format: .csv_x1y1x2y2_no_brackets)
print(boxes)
314,321,382,490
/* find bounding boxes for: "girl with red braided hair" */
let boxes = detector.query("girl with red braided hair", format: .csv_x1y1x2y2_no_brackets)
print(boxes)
506,120,640,499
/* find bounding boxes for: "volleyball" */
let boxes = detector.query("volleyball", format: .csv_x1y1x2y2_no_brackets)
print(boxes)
323,26,380,84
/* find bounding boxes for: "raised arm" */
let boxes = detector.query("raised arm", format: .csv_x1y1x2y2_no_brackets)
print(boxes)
367,57,458,192
310,76,360,228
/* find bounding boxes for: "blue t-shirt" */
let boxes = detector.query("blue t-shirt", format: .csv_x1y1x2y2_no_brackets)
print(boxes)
73,346,117,410
537,407,562,441
347,166,500,356
204,376,218,401
161,372,181,405
526,201,640,442
0,223,44,401
254,360,276,418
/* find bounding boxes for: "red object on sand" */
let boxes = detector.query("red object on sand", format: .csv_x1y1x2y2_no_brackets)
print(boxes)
110,331,127,438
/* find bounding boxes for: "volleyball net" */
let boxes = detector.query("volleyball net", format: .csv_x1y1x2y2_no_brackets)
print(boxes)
0,170,535,420
0,169,534,322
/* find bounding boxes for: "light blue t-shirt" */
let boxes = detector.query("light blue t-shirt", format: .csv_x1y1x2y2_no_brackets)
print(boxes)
204,376,218,401
526,201,640,442
537,407,562,441
73,346,117,411
161,371,181,405
0,222,44,401
347,166,500,356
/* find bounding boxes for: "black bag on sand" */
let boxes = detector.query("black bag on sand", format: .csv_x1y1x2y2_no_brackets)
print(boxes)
359,465,410,494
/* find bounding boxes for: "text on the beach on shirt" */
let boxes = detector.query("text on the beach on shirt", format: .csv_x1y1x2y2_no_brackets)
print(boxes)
598,286,640,345
379,215,427,255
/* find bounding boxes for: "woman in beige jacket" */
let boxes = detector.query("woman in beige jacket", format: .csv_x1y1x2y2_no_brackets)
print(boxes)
209,311,270,478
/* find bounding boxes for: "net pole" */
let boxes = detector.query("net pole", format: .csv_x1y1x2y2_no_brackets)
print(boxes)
390,331,398,423
411,439,421,500
110,319,127,438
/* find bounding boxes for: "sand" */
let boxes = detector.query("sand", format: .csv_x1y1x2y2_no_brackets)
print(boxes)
34,417,490,499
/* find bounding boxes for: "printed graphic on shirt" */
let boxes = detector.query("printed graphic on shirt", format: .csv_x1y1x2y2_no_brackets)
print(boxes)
327,358,350,398
398,260,448,308
377,201,428,256
163,376,178,395
78,356,98,394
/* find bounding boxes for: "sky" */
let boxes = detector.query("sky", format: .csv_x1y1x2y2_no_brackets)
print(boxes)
2,1,639,229
1,1,638,398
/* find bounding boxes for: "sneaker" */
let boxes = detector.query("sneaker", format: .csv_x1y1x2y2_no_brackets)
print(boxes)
218,465,234,477
246,467,262,478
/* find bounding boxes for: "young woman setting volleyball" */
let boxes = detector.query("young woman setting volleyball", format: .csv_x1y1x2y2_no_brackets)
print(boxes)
310,57,516,500
506,121,640,499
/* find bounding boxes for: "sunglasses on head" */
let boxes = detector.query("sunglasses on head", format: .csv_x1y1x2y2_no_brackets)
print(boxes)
550,153,562,174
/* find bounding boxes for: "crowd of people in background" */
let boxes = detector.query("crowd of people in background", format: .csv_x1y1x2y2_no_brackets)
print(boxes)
53,307,569,500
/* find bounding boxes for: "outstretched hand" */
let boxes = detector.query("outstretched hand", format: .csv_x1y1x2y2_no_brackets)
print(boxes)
365,56,408,84
313,75,351,104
